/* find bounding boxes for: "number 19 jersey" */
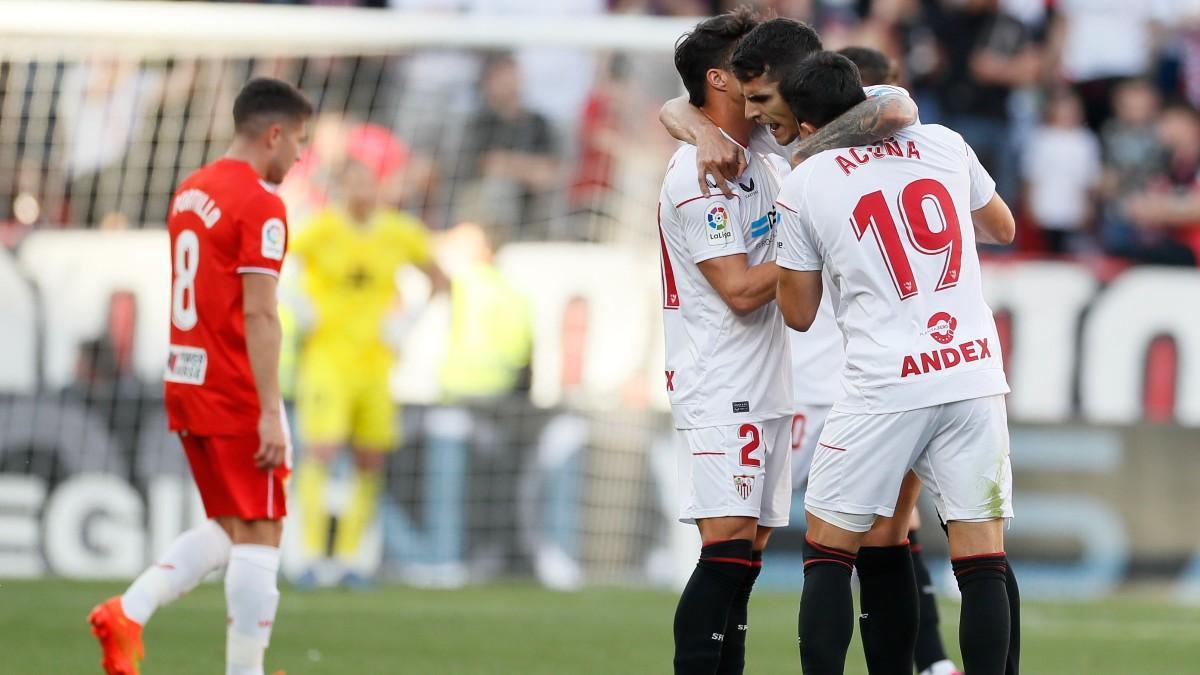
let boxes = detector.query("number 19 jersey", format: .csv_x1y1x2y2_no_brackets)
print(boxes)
658,138,792,429
775,124,1009,414
165,158,290,436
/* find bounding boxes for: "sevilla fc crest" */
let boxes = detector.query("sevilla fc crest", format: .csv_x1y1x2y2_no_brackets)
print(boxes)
733,474,755,500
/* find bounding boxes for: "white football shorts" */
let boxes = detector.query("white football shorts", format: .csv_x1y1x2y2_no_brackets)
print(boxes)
805,395,1013,523
790,403,832,491
677,415,792,527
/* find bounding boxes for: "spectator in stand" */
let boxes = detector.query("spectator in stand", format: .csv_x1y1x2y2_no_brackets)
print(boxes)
570,55,630,221
1049,0,1170,131
929,0,1041,204
1101,79,1167,204
57,59,162,227
1118,103,1200,266
1022,88,1102,254
437,222,533,402
1097,79,1168,256
837,46,898,87
457,53,559,242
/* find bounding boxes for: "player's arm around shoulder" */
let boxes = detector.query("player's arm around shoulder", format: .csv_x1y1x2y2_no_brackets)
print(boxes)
791,91,918,166
659,95,745,198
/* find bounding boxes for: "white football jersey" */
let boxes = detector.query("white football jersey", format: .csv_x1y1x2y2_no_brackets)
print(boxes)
658,136,792,429
753,85,907,408
775,124,1010,414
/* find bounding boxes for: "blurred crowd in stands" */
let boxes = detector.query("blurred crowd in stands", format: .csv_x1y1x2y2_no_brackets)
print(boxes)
5,0,1200,267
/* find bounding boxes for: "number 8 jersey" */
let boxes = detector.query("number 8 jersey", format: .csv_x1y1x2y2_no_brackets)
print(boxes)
775,124,1009,414
165,158,290,435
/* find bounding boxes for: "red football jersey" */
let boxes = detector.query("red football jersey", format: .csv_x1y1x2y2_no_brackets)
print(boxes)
165,158,288,436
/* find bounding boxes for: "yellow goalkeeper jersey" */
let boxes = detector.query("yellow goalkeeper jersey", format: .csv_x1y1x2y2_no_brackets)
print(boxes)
292,207,433,358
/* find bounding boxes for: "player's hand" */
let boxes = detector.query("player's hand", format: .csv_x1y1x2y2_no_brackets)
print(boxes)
696,127,745,198
255,409,287,470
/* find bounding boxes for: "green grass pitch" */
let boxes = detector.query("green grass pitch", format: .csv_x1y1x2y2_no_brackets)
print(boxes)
6,579,1199,673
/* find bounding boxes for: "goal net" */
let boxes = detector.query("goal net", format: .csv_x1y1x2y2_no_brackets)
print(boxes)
5,3,1199,597
0,1,708,588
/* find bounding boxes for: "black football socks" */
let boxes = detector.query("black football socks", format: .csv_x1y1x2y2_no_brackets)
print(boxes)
910,529,951,671
1005,560,1021,675
674,538,753,675
715,549,763,675
798,537,856,675
952,553,1011,675
856,542,919,674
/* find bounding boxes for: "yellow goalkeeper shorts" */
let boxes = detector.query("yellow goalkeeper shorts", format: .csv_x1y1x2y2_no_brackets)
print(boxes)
296,347,397,451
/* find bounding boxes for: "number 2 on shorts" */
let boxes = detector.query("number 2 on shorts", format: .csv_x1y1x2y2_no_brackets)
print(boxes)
738,423,761,467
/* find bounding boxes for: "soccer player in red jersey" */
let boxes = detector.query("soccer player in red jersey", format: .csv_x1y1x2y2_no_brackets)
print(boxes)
89,77,311,675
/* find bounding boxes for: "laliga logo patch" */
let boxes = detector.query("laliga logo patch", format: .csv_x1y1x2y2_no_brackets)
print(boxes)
733,474,754,500
706,204,729,231
926,312,957,345
706,204,733,246
261,218,285,260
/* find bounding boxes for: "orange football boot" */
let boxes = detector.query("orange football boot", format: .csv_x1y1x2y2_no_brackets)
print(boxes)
88,597,144,675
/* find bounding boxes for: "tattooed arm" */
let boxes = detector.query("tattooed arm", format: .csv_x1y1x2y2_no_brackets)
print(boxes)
790,93,918,166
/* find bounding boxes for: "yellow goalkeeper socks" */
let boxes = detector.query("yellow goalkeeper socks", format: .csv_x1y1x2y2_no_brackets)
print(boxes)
334,469,384,561
295,459,331,557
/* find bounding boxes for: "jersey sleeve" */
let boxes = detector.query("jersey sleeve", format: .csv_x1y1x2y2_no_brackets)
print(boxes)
863,84,919,124
965,140,998,211
677,194,747,264
863,84,910,99
237,191,289,277
774,175,823,272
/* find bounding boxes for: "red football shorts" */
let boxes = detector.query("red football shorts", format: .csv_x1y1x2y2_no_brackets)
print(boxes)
181,433,289,520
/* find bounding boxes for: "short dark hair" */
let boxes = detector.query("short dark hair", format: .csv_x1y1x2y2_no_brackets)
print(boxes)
730,18,823,83
836,46,894,87
780,51,867,129
673,6,760,107
233,77,313,136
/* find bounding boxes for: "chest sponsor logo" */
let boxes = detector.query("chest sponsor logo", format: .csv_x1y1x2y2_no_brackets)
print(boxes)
706,204,733,247
738,177,755,193
733,474,755,500
749,206,777,240
261,218,285,261
732,401,750,414
164,345,207,385
900,338,992,378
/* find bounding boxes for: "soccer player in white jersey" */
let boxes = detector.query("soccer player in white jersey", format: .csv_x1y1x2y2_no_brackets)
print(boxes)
659,9,794,674
660,21,919,195
662,19,964,675
835,45,966,675
774,52,1018,675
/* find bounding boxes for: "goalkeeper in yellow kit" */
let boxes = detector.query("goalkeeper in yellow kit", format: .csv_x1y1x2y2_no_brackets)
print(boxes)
291,154,444,583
